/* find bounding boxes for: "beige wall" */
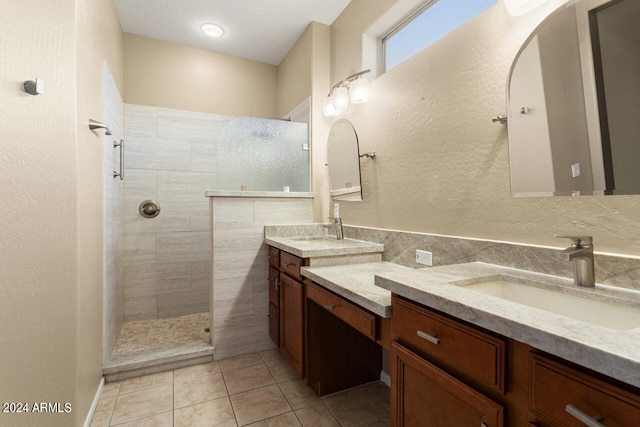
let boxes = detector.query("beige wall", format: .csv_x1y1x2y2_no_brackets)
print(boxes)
0,1,77,425
331,2,640,256
277,25,313,118
331,0,399,85
1,0,122,425
277,22,332,221
123,34,277,118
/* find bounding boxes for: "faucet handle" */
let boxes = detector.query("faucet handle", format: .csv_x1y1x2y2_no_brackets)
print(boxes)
556,235,593,247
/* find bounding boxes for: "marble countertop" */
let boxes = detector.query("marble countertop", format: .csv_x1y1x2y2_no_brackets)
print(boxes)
375,261,640,389
264,235,383,258
301,262,414,318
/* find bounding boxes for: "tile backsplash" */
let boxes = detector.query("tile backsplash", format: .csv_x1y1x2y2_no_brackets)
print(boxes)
344,225,640,292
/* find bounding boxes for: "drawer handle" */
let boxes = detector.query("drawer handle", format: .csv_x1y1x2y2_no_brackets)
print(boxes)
565,404,605,427
323,304,335,311
417,330,440,345
283,263,293,267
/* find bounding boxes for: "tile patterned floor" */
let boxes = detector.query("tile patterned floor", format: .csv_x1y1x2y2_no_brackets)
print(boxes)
91,349,390,426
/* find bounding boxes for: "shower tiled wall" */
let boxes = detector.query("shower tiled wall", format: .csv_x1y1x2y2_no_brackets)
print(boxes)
123,104,232,321
211,196,314,359
103,64,125,361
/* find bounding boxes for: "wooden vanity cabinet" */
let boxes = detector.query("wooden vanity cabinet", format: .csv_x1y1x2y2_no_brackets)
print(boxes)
267,246,307,379
530,353,640,427
267,266,280,345
392,341,503,427
267,247,280,346
391,294,505,427
391,294,640,427
305,281,382,396
280,272,305,378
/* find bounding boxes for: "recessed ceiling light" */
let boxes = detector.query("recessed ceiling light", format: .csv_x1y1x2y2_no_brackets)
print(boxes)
201,23,224,38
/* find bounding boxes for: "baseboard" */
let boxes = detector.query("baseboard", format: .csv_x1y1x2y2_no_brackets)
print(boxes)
83,377,105,427
380,369,391,387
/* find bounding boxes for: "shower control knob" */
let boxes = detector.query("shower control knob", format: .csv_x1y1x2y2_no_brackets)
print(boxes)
139,200,161,218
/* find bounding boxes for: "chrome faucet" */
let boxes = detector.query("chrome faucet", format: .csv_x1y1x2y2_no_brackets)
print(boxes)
558,236,595,288
324,217,344,240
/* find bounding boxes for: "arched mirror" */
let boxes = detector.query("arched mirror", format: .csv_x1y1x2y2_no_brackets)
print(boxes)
327,119,363,201
507,0,640,196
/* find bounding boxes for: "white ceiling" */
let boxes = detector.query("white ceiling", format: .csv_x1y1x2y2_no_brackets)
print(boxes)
114,0,352,66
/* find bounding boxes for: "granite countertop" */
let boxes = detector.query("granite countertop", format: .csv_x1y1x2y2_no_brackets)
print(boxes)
264,235,383,258
375,261,640,389
301,262,414,318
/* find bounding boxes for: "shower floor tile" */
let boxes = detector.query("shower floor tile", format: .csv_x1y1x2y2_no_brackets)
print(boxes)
114,312,210,354
104,312,214,380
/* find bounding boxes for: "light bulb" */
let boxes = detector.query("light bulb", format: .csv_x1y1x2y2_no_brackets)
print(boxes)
322,95,339,117
504,0,547,16
349,77,370,104
332,86,350,111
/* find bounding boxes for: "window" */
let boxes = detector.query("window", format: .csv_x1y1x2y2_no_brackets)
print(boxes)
381,0,498,73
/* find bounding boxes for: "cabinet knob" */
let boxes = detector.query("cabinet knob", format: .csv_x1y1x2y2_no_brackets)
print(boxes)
323,304,335,311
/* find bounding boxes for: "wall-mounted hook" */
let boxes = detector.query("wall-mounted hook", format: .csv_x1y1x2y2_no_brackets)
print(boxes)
24,78,44,95
492,115,508,125
89,119,112,135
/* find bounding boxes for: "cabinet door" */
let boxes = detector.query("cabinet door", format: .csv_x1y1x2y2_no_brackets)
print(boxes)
391,341,503,427
268,303,279,346
268,266,280,308
280,274,304,378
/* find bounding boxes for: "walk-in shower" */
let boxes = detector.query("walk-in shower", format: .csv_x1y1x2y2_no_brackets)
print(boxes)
102,93,310,380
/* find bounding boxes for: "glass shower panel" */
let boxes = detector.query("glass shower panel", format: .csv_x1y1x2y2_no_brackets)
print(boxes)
217,117,310,192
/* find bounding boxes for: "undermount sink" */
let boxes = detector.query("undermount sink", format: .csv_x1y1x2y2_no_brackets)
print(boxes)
456,276,640,331
289,236,342,242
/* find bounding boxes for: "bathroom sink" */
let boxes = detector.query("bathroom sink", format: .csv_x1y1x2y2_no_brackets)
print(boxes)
289,236,342,242
457,277,640,330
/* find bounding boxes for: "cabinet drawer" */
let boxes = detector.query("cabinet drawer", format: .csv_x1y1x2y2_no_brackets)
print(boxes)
268,267,280,308
392,295,505,393
306,281,376,340
531,353,640,426
280,251,303,281
269,246,280,268
392,341,504,427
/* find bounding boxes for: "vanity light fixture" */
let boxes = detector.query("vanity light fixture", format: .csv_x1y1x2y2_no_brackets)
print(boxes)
322,69,371,117
504,0,548,16
201,23,225,38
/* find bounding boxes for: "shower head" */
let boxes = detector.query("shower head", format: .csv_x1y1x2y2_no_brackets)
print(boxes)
89,119,112,136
